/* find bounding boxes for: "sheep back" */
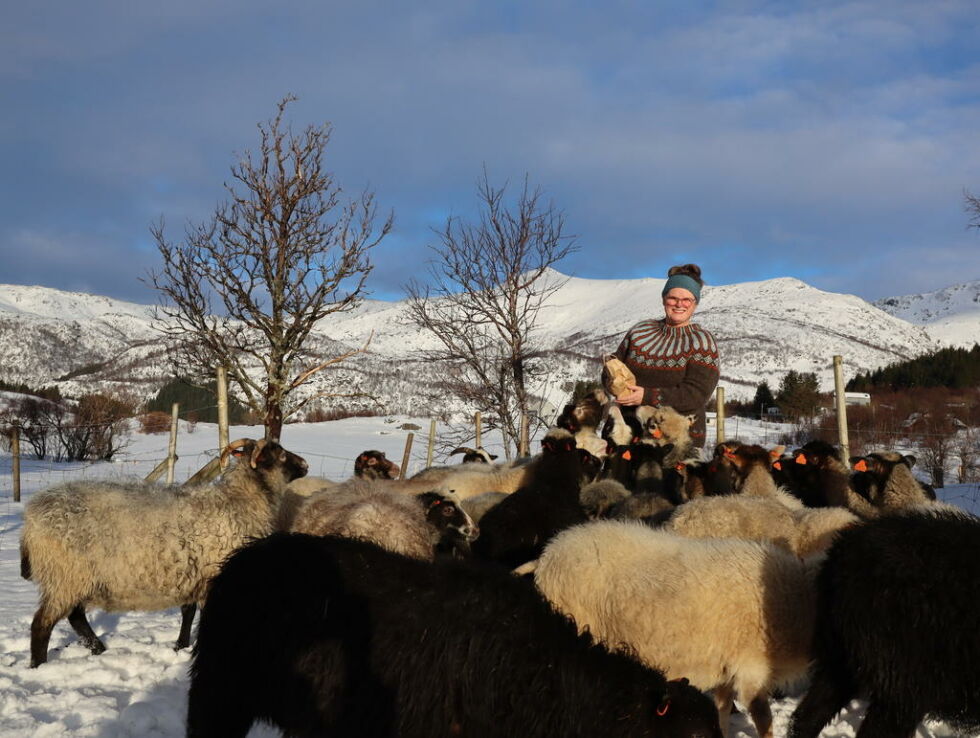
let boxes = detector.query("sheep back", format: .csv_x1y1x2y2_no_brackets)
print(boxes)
290,482,436,561
187,532,724,738
22,475,279,614
534,521,817,700
790,508,980,737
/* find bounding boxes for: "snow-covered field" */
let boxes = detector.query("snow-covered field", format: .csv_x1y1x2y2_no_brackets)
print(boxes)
1,416,978,737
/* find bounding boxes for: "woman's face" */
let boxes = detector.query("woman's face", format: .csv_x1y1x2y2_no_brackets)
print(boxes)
662,287,697,326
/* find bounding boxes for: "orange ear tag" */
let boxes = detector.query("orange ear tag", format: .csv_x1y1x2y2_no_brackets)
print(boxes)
854,459,868,472
622,449,632,461
652,428,663,439
723,449,736,461
795,453,807,465
772,461,782,470
675,463,685,471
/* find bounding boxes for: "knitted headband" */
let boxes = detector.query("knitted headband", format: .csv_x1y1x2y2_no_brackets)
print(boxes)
661,274,702,303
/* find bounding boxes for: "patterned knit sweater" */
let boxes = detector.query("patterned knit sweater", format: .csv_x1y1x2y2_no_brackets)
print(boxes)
612,319,720,447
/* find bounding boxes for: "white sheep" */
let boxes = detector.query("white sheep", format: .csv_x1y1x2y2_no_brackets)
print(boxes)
289,481,478,560
637,405,699,468
530,520,819,738
20,438,308,668
662,493,859,558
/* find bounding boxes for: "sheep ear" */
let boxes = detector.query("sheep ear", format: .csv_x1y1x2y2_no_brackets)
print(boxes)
903,455,917,467
385,460,401,477
770,445,786,459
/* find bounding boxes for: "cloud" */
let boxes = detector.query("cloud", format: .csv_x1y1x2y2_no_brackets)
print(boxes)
1,0,979,305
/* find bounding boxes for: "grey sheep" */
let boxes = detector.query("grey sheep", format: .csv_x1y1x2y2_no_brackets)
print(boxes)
290,481,478,560
20,438,308,668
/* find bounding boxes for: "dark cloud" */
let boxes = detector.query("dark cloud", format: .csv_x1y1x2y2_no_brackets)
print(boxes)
2,0,978,305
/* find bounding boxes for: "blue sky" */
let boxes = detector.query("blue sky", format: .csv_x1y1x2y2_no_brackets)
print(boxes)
3,0,979,304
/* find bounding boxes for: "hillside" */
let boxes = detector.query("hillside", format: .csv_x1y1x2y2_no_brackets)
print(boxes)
874,280,980,348
0,273,971,417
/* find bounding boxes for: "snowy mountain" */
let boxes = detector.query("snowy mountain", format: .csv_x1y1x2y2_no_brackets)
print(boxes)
874,280,980,348
0,274,972,414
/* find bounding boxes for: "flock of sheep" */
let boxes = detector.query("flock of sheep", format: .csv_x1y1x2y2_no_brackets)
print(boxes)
16,388,980,738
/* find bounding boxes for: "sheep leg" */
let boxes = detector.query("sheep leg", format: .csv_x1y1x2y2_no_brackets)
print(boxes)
712,684,735,738
29,600,72,668
66,604,106,656
855,702,919,738
746,693,773,738
174,603,197,651
787,667,853,738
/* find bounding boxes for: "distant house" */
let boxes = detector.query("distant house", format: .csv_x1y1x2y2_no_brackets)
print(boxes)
842,392,871,406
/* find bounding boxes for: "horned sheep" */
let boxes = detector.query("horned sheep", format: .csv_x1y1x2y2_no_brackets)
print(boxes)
19,438,308,668
530,520,820,738
187,532,724,738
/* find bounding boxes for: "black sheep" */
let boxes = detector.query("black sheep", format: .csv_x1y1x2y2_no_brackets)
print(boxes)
789,508,980,738
470,429,593,568
187,533,724,738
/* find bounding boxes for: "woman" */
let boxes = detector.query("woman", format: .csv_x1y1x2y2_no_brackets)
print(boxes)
609,264,719,448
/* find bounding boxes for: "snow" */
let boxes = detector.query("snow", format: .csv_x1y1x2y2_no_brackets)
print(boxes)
1,416,978,737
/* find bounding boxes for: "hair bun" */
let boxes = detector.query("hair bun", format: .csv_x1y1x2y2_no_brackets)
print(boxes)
666,263,703,286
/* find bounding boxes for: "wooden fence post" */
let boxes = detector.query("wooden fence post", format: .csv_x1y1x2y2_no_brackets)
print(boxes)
399,432,415,480
12,422,20,503
519,413,530,457
833,355,850,462
715,387,726,445
427,419,436,467
474,412,482,449
217,365,230,468
166,403,179,484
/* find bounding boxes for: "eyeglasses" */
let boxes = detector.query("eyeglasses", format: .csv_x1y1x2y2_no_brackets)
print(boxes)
664,296,695,307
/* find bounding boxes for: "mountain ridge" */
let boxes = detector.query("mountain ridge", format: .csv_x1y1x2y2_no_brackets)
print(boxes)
0,274,975,416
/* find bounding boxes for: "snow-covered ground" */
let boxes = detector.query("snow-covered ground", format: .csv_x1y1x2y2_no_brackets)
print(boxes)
1,415,978,737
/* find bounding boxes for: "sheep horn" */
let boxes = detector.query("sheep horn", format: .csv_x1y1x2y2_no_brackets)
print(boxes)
450,447,476,457
219,439,252,468
250,439,270,469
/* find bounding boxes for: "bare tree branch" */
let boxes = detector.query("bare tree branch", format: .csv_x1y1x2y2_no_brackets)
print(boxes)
404,169,577,458
145,95,393,440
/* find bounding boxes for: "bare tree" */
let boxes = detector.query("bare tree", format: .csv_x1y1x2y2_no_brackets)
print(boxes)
966,188,980,231
405,171,577,458
147,96,392,441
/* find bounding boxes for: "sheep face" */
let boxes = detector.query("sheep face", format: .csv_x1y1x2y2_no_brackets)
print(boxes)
354,450,400,479
418,492,479,557
641,406,696,446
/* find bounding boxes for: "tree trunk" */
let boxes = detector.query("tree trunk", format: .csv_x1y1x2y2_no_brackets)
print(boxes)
264,385,283,442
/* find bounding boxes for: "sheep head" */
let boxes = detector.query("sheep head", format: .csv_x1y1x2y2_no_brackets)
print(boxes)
220,438,309,492
355,450,401,479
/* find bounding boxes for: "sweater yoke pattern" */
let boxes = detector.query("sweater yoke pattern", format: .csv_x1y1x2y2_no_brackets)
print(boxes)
626,320,719,372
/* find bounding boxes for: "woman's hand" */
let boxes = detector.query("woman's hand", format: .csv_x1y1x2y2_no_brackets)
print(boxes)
617,385,644,406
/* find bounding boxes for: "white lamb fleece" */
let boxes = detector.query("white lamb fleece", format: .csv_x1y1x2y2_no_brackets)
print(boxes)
663,493,857,558
533,520,819,738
